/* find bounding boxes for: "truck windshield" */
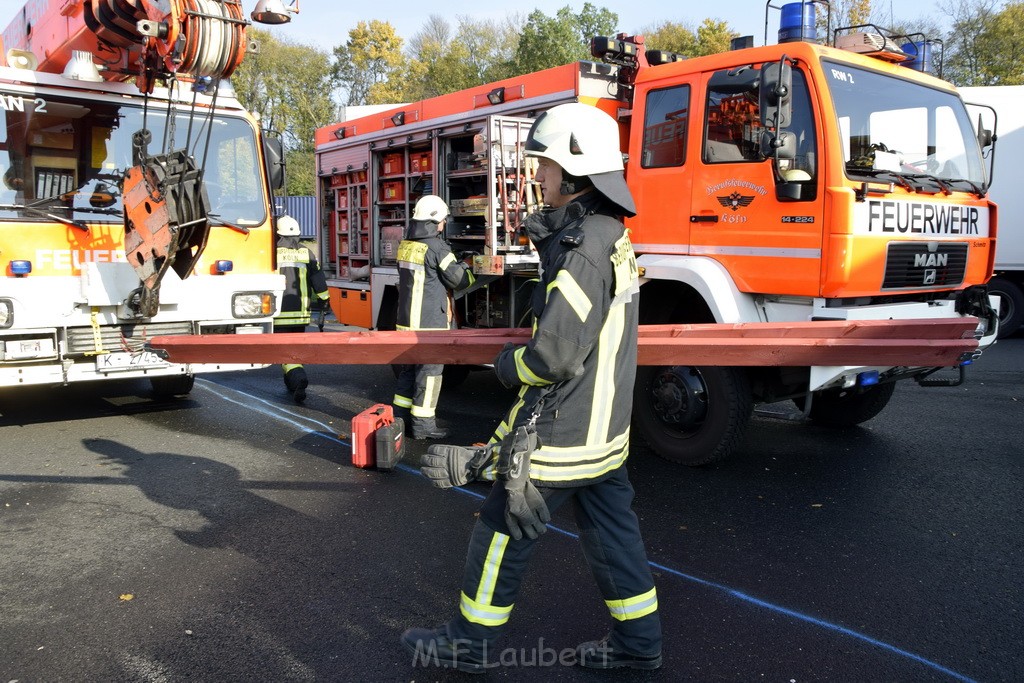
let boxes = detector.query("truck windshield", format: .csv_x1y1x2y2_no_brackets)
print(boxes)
0,88,267,225
824,61,987,189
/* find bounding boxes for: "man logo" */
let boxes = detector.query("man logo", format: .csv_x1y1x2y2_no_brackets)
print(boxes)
923,269,937,285
717,192,755,211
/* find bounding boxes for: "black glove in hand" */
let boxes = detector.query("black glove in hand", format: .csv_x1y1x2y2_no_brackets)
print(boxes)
497,425,549,540
504,481,549,540
421,444,491,489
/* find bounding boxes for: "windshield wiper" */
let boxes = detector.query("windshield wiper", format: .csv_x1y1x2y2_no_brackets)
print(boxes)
0,203,91,231
941,177,986,198
901,173,952,195
209,215,250,234
846,167,935,193
889,171,954,195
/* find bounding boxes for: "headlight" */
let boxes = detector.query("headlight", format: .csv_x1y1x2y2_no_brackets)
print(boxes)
0,299,13,328
232,292,275,319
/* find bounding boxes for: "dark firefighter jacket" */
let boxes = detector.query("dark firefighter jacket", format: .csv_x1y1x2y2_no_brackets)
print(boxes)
275,235,329,328
486,191,640,487
396,219,474,330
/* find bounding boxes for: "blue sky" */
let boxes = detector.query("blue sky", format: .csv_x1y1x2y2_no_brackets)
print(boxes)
0,1,945,56
258,0,942,53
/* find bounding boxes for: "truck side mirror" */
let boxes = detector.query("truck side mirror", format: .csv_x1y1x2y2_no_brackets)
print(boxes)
976,115,994,150
761,130,797,160
759,58,792,131
263,133,286,192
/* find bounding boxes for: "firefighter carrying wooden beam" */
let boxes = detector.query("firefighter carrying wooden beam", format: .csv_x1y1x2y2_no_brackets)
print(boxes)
404,103,662,672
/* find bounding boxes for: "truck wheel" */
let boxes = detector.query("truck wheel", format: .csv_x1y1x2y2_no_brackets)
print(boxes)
150,374,195,398
632,365,752,466
802,382,895,427
987,276,1024,338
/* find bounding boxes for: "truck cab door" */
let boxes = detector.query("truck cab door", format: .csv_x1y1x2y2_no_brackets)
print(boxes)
627,78,697,253
688,64,824,298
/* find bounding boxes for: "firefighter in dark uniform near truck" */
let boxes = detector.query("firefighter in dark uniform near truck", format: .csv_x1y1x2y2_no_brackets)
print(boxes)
404,103,662,672
274,215,329,403
392,195,475,439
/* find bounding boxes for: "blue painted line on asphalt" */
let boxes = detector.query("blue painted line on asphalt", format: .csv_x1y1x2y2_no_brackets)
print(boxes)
207,379,976,683
197,380,343,437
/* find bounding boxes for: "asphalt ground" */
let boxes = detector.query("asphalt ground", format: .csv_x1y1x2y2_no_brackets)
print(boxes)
0,327,1021,681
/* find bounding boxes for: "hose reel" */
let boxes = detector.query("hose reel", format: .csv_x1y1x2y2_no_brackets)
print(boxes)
83,0,248,93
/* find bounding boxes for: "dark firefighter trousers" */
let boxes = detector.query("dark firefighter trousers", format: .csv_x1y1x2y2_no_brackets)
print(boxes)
274,324,308,379
446,465,661,657
393,363,444,422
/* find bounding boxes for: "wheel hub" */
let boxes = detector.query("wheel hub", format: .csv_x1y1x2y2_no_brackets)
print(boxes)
651,366,708,429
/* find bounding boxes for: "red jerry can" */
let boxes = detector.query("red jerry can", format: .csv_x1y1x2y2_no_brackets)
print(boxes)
351,404,405,471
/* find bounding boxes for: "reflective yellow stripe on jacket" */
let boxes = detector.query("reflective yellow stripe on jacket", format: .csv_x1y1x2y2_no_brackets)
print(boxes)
397,240,428,330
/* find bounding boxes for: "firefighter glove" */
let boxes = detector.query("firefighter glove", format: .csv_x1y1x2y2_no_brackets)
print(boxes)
497,425,549,540
421,444,491,489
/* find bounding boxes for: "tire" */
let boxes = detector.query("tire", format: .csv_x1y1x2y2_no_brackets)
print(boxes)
632,365,753,466
802,382,896,427
150,374,195,398
987,276,1024,339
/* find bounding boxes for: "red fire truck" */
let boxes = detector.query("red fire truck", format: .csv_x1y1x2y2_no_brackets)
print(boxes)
310,5,998,464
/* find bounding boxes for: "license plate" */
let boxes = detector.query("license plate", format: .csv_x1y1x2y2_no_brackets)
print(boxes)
95,351,169,373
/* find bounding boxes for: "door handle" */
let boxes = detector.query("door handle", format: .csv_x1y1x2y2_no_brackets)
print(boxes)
690,215,718,223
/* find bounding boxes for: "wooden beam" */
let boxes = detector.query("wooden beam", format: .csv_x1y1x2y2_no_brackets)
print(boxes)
149,318,979,368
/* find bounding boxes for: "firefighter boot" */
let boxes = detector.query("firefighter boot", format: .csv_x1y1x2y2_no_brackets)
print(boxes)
400,625,497,674
411,416,448,440
577,636,662,670
283,366,308,403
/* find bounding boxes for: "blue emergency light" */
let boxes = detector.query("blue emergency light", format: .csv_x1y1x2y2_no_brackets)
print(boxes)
215,260,233,274
901,41,935,74
10,260,32,276
857,370,880,387
779,1,817,43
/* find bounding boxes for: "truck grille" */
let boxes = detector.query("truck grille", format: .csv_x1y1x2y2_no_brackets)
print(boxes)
882,242,968,290
66,321,195,356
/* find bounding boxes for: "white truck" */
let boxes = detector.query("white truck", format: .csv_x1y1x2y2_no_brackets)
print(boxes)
961,86,1024,337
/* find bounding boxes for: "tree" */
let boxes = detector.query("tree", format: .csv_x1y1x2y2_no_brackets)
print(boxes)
232,29,335,195
285,149,316,198
941,0,1001,86
331,21,406,106
816,0,873,40
456,14,523,84
402,36,478,100
402,15,478,100
641,21,697,56
512,4,619,73
694,19,735,56
641,19,735,58
974,2,1024,84
941,0,1024,86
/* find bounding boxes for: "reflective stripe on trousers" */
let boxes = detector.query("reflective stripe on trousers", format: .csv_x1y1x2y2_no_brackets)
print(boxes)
392,364,443,418
447,466,661,656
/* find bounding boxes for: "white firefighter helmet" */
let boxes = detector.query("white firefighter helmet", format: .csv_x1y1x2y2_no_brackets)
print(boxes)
525,102,636,216
411,194,449,222
276,215,301,236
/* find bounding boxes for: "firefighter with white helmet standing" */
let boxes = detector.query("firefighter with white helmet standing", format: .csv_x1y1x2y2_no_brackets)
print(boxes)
274,214,329,403
403,103,662,672
392,194,475,439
